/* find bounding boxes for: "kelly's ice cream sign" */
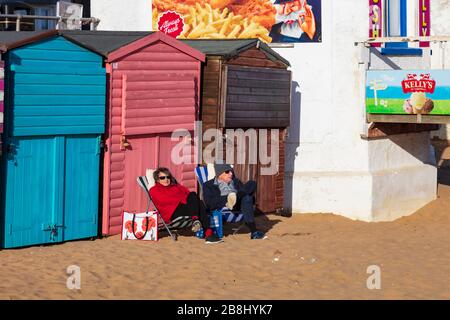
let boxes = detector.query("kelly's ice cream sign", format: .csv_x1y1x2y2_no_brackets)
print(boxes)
366,70,450,115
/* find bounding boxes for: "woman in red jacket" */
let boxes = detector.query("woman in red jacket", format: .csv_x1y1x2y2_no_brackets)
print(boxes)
149,167,222,244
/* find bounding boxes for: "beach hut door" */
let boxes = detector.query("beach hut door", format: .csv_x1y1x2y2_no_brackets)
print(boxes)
3,136,62,247
2,135,100,248
62,135,100,242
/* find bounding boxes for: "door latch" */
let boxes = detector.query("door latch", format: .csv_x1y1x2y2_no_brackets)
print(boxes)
120,135,130,150
42,224,65,241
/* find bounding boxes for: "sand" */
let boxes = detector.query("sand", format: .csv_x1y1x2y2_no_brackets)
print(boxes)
0,182,449,300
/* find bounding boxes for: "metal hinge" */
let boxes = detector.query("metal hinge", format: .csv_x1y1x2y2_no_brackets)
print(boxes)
96,136,105,155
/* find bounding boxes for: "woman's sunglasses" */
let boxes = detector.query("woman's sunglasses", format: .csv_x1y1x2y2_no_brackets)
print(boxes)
224,170,232,174
158,175,171,181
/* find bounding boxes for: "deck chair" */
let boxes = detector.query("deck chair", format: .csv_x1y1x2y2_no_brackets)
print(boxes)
136,171,193,241
195,165,245,238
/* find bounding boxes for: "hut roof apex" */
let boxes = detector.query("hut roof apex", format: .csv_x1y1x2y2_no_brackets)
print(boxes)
180,39,290,67
59,30,153,57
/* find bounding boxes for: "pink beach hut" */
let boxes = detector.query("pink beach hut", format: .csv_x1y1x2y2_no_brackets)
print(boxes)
63,31,205,235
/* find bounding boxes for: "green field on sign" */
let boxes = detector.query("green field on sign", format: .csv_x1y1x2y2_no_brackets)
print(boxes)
366,98,450,114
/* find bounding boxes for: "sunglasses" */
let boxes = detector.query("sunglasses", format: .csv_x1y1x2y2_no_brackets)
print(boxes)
158,175,171,181
224,170,232,174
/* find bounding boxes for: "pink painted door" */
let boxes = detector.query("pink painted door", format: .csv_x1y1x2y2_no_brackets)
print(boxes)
158,133,197,190
122,133,197,213
123,134,159,213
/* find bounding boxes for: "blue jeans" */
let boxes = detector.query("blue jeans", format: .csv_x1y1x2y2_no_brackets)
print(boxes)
235,181,257,223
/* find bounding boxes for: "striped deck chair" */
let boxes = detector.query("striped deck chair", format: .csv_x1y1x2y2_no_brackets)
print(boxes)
195,165,245,238
137,174,193,241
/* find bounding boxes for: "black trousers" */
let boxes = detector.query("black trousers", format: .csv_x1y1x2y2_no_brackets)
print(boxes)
171,192,209,230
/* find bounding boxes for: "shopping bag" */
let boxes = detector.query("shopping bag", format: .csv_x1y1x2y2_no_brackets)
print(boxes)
121,211,158,241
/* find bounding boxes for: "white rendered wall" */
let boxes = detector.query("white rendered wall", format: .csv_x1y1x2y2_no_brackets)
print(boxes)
91,0,152,31
276,0,438,221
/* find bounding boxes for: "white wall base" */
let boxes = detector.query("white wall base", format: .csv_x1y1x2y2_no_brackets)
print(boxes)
371,164,437,221
286,133,438,222
287,164,436,222
286,170,374,221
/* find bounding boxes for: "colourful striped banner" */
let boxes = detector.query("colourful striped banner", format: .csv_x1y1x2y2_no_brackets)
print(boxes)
0,60,4,134
419,0,430,47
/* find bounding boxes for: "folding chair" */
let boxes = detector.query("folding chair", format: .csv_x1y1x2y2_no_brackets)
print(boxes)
194,165,245,238
136,174,193,241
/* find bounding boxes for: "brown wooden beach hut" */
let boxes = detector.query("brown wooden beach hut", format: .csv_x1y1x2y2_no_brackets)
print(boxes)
182,39,291,214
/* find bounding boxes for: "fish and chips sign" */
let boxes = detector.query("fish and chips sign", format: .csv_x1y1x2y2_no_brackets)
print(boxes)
152,0,322,43
368,0,382,47
366,70,450,116
369,0,431,47
419,0,430,47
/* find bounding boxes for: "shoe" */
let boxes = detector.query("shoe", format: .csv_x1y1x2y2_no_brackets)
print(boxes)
250,231,267,240
205,234,224,244
191,220,202,233
226,192,237,210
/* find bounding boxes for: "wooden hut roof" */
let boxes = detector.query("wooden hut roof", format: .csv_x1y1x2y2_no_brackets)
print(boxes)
0,30,137,56
61,31,205,63
181,39,290,67
59,30,152,57
0,30,58,51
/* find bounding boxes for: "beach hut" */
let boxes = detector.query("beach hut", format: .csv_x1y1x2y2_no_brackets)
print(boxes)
0,31,106,248
62,31,205,236
182,39,291,214
0,60,4,144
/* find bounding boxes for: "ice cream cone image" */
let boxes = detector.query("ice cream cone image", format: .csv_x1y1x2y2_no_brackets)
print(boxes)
410,92,427,115
403,99,413,114
422,98,434,114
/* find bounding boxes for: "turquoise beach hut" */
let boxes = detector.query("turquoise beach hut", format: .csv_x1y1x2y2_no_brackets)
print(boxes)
0,31,106,248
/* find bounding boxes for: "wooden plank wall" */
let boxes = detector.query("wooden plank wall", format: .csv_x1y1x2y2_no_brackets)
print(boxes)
200,58,221,134
222,128,286,213
275,129,286,211
224,65,291,128
123,73,196,135
9,37,105,136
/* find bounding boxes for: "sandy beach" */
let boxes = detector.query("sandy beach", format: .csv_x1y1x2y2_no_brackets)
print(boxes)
0,175,449,300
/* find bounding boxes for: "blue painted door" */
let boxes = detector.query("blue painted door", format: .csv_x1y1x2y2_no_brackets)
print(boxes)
63,135,100,242
3,136,63,247
2,134,100,248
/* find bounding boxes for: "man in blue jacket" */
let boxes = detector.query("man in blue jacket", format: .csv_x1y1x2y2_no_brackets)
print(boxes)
203,164,267,240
